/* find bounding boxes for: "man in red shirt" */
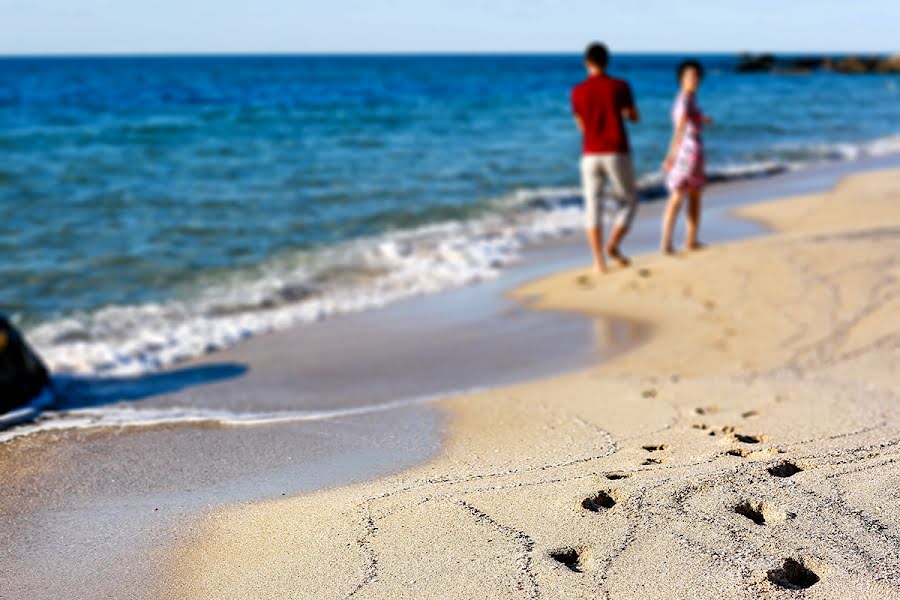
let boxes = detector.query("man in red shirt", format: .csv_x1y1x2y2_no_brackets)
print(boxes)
571,42,640,274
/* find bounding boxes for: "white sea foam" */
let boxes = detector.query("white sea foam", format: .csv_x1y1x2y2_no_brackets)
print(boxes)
770,132,900,165
23,133,900,378
0,388,476,444
864,132,900,157
27,192,584,377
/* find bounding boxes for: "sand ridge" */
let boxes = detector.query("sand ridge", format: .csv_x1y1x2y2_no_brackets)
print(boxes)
163,169,900,599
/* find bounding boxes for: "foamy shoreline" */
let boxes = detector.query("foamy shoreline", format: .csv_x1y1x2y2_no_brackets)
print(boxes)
26,132,900,377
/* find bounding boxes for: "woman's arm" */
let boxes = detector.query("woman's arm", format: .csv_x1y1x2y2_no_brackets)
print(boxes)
663,115,687,171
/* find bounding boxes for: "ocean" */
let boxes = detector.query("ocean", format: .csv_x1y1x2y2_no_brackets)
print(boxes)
2,54,899,375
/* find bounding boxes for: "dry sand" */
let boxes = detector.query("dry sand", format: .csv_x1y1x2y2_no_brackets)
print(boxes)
162,169,900,599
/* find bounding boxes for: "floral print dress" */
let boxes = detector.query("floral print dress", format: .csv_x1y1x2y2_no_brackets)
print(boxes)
666,91,706,192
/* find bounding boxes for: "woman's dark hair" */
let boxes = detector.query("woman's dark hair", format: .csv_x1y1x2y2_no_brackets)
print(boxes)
677,59,704,81
584,43,609,68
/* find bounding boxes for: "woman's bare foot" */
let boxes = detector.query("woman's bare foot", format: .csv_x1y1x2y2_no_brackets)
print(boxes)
594,261,608,275
606,246,631,267
661,245,675,256
576,274,593,288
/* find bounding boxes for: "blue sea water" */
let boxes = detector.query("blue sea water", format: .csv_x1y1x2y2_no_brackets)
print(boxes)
2,54,899,374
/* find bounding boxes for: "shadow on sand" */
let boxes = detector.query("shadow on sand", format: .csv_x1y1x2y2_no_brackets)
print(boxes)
52,362,248,410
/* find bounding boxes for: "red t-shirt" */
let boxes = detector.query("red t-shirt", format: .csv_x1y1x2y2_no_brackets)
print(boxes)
571,74,635,155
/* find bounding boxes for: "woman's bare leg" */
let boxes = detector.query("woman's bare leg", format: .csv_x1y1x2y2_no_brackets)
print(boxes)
685,187,703,250
660,190,684,254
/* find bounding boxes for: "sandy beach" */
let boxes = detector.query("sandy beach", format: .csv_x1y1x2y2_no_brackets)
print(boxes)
3,11,900,600
151,168,900,599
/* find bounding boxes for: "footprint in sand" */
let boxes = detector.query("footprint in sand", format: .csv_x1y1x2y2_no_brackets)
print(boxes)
604,472,631,480
694,405,719,416
641,388,658,399
575,274,594,289
735,433,766,444
639,442,669,465
692,423,710,431
580,489,621,512
549,546,595,573
710,426,742,438
642,444,669,452
741,410,760,419
733,500,789,526
637,268,651,278
768,461,803,478
767,557,820,589
727,447,778,459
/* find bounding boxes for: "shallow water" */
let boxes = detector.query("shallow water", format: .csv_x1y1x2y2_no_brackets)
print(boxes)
2,54,900,374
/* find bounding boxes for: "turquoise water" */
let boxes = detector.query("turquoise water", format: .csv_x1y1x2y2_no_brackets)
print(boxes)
2,54,899,373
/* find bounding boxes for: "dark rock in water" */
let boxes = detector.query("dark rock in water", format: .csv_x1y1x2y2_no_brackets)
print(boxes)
778,56,825,74
736,53,776,73
737,53,825,74
0,315,51,413
877,55,900,73
737,53,898,75
829,55,881,74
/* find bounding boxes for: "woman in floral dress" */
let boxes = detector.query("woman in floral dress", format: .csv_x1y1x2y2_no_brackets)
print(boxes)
661,60,711,254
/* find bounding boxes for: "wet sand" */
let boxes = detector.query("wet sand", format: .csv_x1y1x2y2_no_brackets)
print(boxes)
2,154,900,598
163,165,900,598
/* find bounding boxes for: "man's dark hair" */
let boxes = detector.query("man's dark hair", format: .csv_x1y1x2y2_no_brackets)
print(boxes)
677,59,705,81
584,43,609,68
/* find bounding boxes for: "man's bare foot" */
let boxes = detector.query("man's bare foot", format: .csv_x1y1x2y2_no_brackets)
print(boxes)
684,241,706,252
606,246,631,267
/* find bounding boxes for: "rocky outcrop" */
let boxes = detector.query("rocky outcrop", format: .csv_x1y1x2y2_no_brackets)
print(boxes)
736,53,900,74
736,53,776,73
877,55,900,73
0,315,51,414
827,56,881,73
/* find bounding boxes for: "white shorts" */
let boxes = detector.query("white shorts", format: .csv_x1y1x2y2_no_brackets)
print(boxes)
580,153,638,229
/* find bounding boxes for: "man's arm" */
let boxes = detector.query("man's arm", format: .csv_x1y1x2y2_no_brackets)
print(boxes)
571,88,585,133
621,83,640,123
574,114,585,133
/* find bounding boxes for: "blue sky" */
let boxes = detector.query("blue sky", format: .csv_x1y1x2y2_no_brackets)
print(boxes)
1,0,898,55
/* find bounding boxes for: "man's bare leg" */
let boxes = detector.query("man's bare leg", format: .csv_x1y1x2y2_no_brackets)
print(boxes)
605,223,631,267
586,226,607,273
660,190,685,254
684,188,704,251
